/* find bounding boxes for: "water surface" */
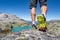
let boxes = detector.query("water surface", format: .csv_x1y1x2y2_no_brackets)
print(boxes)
12,26,32,32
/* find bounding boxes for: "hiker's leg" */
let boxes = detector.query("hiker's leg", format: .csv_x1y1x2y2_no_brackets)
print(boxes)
41,5,48,16
39,0,48,15
30,0,37,29
37,0,48,32
39,0,48,23
31,8,36,24
30,0,37,24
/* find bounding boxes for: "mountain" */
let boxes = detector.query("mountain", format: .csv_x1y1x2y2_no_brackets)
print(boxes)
0,13,60,40
0,13,30,30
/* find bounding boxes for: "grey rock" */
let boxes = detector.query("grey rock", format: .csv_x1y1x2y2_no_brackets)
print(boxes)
0,34,6,39
47,20,60,37
0,30,60,40
0,13,30,30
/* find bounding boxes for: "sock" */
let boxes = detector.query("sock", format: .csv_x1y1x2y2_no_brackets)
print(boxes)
32,21,35,25
42,12,46,17
42,13,46,21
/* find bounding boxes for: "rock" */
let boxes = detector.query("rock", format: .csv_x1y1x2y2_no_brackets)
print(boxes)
27,20,60,37
0,29,60,40
0,13,30,31
0,34,6,39
0,13,60,40
47,20,60,37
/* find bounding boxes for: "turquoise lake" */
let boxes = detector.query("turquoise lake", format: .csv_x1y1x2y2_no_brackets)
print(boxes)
12,26,32,32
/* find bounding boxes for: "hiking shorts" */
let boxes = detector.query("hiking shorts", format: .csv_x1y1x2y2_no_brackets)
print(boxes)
30,0,47,9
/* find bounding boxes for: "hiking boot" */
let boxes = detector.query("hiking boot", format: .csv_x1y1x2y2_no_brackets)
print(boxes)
37,14,47,32
32,24,37,29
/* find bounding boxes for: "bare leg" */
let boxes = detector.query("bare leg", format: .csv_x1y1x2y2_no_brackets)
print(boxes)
38,5,48,32
30,7,36,24
41,5,48,15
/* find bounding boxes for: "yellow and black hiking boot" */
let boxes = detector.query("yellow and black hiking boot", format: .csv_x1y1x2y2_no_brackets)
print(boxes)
37,14,47,32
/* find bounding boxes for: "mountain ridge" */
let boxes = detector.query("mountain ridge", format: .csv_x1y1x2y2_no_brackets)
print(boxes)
0,13,30,30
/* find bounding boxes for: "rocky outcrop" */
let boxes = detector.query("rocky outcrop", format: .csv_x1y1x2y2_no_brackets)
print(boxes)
47,20,60,37
0,13,60,40
0,30,60,40
0,13,30,30
0,20,60,40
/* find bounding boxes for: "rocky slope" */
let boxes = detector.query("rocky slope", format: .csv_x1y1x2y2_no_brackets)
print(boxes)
0,29,60,40
27,20,60,37
0,13,30,30
46,20,60,37
0,13,60,40
0,20,60,40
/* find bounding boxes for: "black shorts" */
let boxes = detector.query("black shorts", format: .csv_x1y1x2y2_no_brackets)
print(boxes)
30,0,47,9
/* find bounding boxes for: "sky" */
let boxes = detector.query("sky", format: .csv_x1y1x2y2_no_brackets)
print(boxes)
0,0,60,21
